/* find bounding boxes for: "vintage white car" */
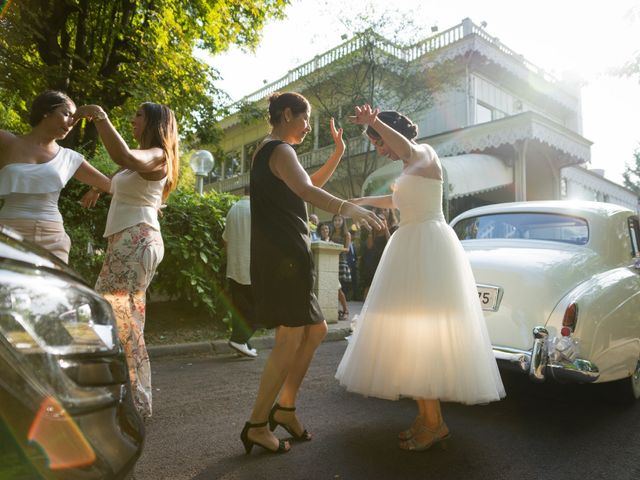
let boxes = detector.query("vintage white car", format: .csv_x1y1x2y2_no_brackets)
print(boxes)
450,201,640,401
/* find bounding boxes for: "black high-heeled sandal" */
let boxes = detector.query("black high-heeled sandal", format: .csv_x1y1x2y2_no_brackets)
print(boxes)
268,403,312,441
240,421,290,454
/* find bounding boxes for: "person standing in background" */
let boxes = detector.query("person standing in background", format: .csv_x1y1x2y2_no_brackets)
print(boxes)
223,185,257,358
309,213,320,241
346,224,359,300
330,214,351,319
359,211,390,301
318,222,331,241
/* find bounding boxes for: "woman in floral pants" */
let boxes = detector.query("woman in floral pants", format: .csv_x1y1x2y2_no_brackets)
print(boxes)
76,102,179,418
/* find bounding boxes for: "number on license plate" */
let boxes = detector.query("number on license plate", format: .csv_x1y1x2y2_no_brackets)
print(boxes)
477,284,502,312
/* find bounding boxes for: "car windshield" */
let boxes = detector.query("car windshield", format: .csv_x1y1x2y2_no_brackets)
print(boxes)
453,212,589,245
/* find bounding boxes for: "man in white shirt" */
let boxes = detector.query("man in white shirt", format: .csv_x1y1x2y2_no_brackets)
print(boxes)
222,186,257,358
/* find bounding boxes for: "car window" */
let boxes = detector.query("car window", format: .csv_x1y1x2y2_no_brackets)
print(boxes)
628,217,640,257
454,213,589,245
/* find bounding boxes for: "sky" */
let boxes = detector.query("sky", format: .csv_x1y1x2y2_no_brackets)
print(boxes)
210,0,640,185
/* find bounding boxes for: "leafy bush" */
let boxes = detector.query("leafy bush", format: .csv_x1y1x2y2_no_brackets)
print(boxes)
61,147,116,282
60,151,237,327
153,189,238,316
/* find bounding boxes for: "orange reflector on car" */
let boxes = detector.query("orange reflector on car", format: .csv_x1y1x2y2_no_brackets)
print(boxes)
27,396,96,470
562,303,578,330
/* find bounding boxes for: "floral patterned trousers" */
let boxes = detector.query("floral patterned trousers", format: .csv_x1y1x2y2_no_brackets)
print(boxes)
95,223,164,418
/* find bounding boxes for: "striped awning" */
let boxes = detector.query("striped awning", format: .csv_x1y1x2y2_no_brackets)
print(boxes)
362,154,513,198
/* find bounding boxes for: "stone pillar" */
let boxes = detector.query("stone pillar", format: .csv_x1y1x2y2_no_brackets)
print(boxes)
514,139,528,202
462,17,473,37
311,240,343,324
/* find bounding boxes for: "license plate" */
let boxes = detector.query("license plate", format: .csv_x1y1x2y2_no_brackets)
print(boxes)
477,284,503,312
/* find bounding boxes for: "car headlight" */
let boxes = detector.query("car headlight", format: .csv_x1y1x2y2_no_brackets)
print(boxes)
0,264,117,356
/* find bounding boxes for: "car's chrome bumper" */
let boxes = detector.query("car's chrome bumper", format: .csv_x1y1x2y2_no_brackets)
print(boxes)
493,327,600,383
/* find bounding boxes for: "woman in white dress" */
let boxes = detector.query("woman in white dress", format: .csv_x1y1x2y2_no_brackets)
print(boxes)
335,104,505,451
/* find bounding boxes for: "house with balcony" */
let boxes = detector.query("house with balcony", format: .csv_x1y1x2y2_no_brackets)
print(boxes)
560,166,637,210
209,17,636,219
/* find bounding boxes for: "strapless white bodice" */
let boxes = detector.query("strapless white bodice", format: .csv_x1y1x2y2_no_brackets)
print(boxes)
393,174,445,225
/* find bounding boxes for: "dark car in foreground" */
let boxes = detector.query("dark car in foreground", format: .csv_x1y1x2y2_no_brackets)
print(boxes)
0,226,144,479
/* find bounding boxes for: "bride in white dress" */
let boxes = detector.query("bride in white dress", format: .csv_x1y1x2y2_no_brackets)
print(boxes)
335,105,505,451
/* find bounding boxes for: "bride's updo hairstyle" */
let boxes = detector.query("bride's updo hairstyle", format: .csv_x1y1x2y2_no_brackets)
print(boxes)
367,111,418,141
268,92,310,126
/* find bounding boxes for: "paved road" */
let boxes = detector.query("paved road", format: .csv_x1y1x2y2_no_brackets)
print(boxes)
134,341,640,480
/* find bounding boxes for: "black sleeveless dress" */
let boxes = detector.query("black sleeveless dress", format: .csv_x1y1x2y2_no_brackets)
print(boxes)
250,140,324,328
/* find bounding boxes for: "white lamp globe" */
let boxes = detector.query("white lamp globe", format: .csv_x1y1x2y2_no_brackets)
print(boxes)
189,150,214,176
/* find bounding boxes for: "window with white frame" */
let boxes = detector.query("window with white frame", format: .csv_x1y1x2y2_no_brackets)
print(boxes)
476,102,493,124
560,178,568,198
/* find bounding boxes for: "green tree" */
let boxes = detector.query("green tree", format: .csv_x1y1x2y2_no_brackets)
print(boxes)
622,147,640,196
297,8,458,198
618,5,640,80
616,5,640,184
0,0,288,148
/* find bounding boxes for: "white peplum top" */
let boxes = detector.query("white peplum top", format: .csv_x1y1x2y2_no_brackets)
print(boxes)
0,147,84,222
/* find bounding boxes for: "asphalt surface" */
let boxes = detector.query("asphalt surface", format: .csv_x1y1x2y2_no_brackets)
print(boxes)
133,337,640,480
146,303,358,359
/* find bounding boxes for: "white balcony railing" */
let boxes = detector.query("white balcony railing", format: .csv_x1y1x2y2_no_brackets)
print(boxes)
231,18,557,109
214,18,562,193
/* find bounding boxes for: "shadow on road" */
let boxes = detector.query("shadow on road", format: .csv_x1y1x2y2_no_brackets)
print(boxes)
135,342,640,480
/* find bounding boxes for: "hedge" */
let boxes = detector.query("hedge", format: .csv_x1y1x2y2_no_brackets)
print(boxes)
61,155,237,326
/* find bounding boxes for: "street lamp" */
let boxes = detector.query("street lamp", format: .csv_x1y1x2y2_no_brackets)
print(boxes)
189,150,214,195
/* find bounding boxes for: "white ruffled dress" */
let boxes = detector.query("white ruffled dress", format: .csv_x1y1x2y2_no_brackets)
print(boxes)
336,149,505,404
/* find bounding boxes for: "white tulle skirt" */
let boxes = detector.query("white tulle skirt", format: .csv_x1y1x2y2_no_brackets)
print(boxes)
336,219,506,404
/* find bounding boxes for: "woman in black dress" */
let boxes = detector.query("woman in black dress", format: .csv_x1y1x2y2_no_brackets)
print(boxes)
241,92,382,454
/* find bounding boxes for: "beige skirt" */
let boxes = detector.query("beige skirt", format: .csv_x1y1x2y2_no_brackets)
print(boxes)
0,218,71,263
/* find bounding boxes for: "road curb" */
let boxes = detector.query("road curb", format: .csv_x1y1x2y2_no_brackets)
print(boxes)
148,326,352,359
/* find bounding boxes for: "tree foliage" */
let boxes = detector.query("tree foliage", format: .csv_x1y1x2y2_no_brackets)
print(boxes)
153,189,237,315
622,147,640,196
297,9,459,198
0,0,288,148
617,6,640,81
60,147,118,281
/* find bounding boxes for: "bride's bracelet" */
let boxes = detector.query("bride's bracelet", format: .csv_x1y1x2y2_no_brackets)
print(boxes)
337,200,346,215
92,110,108,122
